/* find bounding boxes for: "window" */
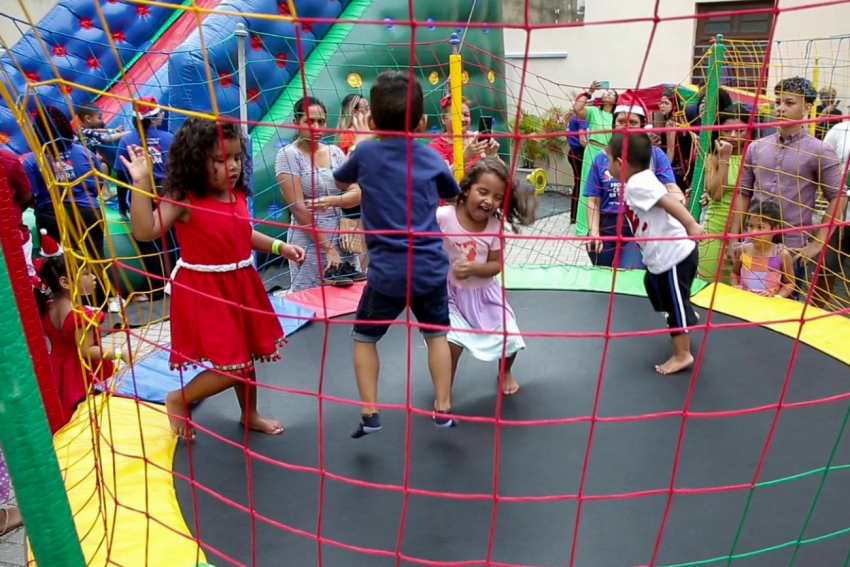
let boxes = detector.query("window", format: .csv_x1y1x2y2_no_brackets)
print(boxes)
693,1,774,93
502,0,585,25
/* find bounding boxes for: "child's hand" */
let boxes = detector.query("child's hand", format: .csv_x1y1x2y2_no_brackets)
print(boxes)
352,112,375,145
687,222,706,238
282,244,306,266
118,145,150,183
307,197,335,212
452,259,475,280
757,290,776,297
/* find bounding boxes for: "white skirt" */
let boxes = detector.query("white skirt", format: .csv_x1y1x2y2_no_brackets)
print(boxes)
448,312,526,362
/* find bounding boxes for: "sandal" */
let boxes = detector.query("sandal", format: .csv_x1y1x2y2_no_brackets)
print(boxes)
338,261,367,282
0,507,23,537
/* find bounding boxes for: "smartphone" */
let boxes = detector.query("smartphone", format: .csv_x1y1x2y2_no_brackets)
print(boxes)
478,115,494,141
597,80,610,89
651,111,666,129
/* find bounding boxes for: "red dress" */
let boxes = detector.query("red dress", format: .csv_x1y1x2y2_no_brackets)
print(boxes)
43,306,113,426
169,192,283,373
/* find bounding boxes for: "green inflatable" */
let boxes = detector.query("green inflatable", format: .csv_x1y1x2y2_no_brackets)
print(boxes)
249,0,508,240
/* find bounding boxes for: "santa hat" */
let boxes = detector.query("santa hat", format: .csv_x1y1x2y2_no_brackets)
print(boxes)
133,96,162,120
613,90,648,119
39,229,63,257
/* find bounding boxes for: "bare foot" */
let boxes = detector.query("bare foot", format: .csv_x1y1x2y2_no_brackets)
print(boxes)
655,353,695,375
165,391,195,439
242,412,285,435
501,372,520,396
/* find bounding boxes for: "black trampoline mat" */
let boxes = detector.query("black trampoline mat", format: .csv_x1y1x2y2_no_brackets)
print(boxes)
173,291,850,567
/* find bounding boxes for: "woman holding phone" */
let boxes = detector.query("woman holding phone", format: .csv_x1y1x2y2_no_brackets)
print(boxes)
429,94,499,172
571,80,619,235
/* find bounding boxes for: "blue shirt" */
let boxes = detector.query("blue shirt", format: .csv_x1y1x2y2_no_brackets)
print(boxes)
567,115,588,150
333,138,460,297
114,127,174,181
23,143,100,211
584,146,675,214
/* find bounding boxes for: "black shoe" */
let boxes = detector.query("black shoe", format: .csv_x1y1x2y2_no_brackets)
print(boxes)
324,265,354,287
338,261,366,282
433,409,457,428
351,412,382,439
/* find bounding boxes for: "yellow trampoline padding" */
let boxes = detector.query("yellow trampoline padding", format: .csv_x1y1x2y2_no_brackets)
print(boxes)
692,283,850,366
28,395,206,567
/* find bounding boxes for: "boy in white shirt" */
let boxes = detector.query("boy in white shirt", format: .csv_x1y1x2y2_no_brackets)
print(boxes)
608,132,706,375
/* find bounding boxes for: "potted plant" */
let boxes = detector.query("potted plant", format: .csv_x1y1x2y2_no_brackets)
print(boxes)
510,107,569,190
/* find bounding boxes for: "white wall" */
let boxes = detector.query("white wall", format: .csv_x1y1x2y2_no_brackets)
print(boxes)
503,0,850,112
0,0,58,49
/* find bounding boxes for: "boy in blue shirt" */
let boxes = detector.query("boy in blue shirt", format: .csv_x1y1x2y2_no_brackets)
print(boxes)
334,70,460,438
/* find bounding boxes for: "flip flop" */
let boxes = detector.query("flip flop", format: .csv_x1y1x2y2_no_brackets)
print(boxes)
0,507,23,537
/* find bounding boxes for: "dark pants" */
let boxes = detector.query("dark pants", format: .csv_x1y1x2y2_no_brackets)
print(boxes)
588,214,645,269
567,145,585,225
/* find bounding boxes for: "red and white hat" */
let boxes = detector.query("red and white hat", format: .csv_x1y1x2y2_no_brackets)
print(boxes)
133,96,162,120
39,229,63,257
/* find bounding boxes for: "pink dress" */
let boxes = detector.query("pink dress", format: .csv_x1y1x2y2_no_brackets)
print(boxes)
436,206,525,361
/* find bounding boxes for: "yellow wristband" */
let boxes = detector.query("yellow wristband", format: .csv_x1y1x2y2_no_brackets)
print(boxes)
272,239,284,255
113,347,122,361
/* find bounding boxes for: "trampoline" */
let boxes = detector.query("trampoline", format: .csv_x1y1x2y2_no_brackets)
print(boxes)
166,288,850,567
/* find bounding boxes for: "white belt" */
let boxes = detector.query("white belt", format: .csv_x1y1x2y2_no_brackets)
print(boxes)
165,255,254,295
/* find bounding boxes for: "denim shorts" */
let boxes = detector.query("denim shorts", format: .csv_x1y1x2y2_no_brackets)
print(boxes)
352,283,450,343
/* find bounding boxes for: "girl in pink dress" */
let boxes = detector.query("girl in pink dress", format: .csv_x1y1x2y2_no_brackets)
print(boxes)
436,158,536,396
732,201,796,298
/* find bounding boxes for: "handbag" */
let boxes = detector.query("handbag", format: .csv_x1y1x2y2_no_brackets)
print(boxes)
339,217,366,255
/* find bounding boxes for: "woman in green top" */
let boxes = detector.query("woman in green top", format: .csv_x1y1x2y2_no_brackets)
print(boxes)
698,103,748,284
572,81,618,235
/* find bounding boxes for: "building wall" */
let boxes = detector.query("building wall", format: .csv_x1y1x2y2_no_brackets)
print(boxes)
0,0,58,49
502,0,850,111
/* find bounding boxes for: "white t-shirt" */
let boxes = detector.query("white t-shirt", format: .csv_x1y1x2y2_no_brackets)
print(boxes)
823,122,850,221
436,205,502,289
624,168,696,274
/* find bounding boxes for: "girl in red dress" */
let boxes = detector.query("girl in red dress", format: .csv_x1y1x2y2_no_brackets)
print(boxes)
35,232,129,427
121,118,306,439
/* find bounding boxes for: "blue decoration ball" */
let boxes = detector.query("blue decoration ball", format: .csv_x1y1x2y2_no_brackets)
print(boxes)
383,18,394,30
426,18,435,31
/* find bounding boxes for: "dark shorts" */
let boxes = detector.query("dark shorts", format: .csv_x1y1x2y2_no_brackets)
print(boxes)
824,224,849,276
644,248,700,336
352,283,449,343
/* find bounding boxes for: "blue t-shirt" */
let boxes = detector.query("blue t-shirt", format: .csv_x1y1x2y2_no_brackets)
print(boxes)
567,115,588,150
584,146,675,214
114,127,174,181
333,138,460,297
23,143,100,211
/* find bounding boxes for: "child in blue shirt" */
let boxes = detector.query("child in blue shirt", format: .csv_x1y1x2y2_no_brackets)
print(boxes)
333,70,460,438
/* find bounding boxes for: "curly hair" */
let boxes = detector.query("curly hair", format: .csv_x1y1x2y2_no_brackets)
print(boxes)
458,157,537,233
163,118,251,200
775,77,818,105
33,105,74,151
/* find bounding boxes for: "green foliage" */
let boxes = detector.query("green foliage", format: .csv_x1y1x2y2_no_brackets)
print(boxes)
511,107,569,168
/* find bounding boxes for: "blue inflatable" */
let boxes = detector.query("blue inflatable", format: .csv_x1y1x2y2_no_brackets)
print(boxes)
0,0,184,154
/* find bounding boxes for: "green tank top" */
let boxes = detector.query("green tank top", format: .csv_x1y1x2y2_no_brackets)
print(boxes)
705,154,742,234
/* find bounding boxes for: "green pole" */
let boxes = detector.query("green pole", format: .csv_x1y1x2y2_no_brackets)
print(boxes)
688,34,725,218
0,196,85,563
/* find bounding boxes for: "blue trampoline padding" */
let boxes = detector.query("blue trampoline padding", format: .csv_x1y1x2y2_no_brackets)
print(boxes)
104,295,315,404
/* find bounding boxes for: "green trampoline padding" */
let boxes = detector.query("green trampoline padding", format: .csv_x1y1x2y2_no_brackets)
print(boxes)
503,265,709,297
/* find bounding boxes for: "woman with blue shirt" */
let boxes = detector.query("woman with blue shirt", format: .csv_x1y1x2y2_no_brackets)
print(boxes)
584,104,684,268
23,106,104,259
114,96,174,219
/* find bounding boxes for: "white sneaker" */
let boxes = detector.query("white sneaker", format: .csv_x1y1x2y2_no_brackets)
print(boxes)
107,297,124,313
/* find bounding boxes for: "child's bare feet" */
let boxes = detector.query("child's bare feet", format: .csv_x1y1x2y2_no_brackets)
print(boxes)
242,412,284,435
655,352,695,375
165,391,195,439
501,372,520,396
